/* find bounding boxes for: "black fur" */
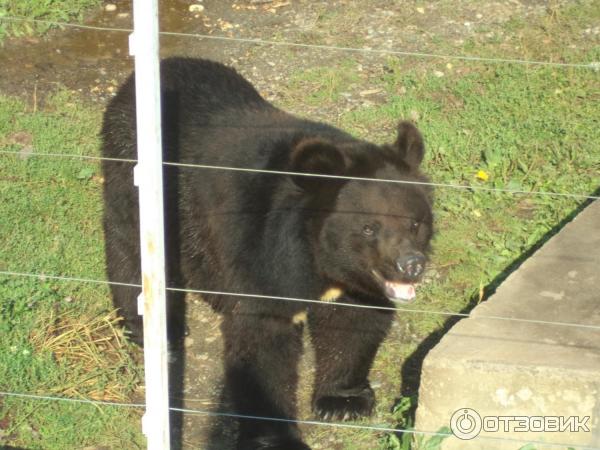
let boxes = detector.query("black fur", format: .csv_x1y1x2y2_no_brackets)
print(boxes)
101,57,433,448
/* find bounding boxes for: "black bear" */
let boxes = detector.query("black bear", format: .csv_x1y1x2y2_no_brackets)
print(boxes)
101,58,433,450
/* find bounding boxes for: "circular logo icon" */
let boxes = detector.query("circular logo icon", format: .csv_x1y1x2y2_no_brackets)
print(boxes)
450,408,482,440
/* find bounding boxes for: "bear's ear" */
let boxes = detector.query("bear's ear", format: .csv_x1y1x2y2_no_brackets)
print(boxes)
289,138,347,192
393,121,425,170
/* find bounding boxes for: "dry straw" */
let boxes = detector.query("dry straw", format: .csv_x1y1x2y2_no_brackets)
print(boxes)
29,308,141,402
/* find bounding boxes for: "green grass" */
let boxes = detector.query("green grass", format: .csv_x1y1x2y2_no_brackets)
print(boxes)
463,0,600,65
287,60,361,107
285,4,599,449
287,53,599,356
350,56,598,305
0,0,101,39
348,61,597,450
0,92,144,450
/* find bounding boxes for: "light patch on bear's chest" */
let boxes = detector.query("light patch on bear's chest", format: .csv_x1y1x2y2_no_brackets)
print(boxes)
319,287,344,302
292,311,307,325
291,287,344,325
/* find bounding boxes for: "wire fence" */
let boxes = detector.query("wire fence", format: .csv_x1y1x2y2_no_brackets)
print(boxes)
1,16,600,70
1,391,599,450
1,10,599,450
0,149,597,201
2,269,600,331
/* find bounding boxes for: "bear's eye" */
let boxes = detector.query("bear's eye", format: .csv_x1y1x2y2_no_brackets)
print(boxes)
362,224,375,237
410,220,420,234
362,223,380,237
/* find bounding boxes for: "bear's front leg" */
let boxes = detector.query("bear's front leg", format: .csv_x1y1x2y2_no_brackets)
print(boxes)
221,308,310,450
308,298,394,421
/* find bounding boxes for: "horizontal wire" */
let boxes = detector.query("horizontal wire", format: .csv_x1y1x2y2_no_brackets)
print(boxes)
2,270,600,331
0,270,141,288
177,406,600,450
1,150,598,200
163,161,600,200
173,406,447,437
0,16,598,70
0,150,137,164
170,286,600,331
1,391,597,449
161,30,600,70
0,391,144,408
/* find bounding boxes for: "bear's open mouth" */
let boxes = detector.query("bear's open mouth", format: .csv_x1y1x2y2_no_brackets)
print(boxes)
371,270,417,304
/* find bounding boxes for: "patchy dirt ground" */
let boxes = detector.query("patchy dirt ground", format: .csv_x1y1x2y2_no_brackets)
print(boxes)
1,0,572,112
0,0,586,448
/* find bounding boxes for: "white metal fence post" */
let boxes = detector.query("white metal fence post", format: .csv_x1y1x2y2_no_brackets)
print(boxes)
129,0,171,449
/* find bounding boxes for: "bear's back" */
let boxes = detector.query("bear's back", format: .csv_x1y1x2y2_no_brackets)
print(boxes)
103,58,349,167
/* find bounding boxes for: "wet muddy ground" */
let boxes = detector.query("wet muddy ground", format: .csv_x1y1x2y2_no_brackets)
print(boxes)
0,1,578,448
1,0,564,112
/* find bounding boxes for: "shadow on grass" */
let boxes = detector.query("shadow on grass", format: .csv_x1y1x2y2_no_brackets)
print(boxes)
396,187,600,433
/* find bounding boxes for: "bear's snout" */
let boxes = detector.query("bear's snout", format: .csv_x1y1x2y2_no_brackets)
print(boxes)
395,252,426,280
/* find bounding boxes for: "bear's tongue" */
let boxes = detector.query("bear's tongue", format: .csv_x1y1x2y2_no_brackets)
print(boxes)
384,282,416,303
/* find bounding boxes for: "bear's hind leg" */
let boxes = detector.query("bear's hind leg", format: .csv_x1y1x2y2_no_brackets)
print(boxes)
104,228,144,345
222,308,309,450
308,300,393,421
104,228,186,347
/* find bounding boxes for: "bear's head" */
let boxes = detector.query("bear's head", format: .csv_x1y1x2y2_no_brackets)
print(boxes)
290,121,433,305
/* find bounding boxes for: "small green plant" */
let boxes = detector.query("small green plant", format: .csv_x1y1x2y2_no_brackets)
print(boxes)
383,396,416,450
380,397,451,450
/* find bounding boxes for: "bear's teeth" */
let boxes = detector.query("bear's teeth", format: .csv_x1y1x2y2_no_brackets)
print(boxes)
385,282,416,302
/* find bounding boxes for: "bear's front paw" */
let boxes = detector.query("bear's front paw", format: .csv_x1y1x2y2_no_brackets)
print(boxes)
313,385,375,421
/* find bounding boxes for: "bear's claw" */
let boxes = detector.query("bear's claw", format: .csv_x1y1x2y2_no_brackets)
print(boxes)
313,385,375,421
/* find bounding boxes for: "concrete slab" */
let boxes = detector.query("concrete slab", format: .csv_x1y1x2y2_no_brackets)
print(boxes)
415,200,600,449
